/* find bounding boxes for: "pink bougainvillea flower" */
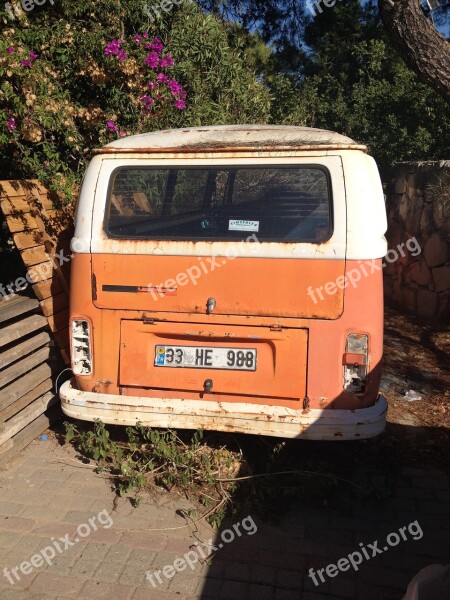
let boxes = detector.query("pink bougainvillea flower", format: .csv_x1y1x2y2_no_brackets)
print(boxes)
153,37,164,51
140,95,155,109
160,54,174,68
144,51,159,69
104,40,118,56
106,120,118,132
142,31,149,39
119,130,126,137
146,81,158,89
159,54,174,69
145,37,164,54
174,99,186,110
21,59,32,67
156,73,168,83
6,46,15,54
134,34,142,44
104,39,126,59
29,51,39,60
168,79,183,96
7,117,16,132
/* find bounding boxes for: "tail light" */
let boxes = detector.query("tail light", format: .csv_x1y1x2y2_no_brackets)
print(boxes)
71,319,93,375
343,334,368,393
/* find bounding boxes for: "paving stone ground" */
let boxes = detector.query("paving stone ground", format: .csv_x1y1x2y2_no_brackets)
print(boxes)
0,432,449,600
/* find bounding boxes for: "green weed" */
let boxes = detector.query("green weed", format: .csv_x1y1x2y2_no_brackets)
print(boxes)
64,420,240,527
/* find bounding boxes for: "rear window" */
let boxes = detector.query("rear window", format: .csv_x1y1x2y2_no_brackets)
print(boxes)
105,166,332,242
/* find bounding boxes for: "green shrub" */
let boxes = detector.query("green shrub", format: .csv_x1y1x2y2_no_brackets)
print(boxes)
0,0,270,201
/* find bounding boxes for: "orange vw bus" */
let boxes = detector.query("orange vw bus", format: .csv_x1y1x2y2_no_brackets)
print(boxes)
60,125,388,439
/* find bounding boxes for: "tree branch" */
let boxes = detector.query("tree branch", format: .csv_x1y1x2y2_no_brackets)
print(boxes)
378,0,450,104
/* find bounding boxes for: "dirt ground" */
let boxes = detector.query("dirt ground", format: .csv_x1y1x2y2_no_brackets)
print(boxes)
376,306,450,470
383,306,450,428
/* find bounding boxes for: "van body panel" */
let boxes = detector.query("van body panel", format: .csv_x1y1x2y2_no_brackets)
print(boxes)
342,153,388,259
69,254,383,412
92,254,344,318
95,124,366,152
119,320,308,400
60,380,388,440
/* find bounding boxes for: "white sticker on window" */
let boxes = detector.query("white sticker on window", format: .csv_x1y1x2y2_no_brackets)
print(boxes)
228,220,260,232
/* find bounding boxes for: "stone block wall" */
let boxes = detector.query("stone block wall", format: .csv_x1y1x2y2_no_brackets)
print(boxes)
381,161,450,321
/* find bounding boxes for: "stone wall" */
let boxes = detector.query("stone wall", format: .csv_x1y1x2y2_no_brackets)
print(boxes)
381,161,450,321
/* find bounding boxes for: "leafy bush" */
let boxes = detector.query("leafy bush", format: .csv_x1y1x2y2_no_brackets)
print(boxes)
0,0,271,201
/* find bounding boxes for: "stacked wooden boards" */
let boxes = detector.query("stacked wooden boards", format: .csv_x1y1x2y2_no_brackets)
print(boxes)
0,180,73,365
0,294,62,465
0,180,74,465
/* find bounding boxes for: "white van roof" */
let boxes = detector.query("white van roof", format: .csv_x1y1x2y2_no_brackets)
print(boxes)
96,125,367,153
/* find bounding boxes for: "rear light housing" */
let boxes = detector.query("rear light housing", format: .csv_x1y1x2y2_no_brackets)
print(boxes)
343,334,368,393
71,319,93,375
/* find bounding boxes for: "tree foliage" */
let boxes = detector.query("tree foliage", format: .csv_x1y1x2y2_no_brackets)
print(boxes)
292,0,450,163
0,0,271,200
212,0,450,165
0,0,449,201
199,0,450,77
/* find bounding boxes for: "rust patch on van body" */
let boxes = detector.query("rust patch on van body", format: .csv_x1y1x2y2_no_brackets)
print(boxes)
93,144,367,155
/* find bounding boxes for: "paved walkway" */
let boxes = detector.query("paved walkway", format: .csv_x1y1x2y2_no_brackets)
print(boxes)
0,431,449,600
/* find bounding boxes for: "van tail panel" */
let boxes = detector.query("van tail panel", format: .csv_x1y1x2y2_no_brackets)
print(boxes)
119,320,308,401
92,254,345,319
68,255,384,419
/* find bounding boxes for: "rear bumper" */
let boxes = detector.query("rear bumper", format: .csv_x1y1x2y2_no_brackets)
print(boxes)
60,379,387,440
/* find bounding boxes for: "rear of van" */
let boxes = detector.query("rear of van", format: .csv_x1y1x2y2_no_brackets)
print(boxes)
60,125,388,439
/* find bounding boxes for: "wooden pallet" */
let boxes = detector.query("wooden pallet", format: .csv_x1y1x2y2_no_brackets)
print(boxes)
0,294,63,465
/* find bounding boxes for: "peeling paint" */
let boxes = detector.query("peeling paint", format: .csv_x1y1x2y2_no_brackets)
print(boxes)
60,380,388,440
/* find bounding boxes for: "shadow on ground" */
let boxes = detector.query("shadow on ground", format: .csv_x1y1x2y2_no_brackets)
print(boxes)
198,421,449,600
41,306,450,600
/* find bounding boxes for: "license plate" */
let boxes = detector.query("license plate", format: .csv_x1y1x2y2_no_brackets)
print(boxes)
154,345,257,371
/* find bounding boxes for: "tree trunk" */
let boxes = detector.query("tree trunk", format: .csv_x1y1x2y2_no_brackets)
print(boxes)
378,0,450,105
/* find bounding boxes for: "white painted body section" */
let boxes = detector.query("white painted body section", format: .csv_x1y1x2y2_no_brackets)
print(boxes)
101,124,365,150
72,126,387,260
86,155,347,260
60,379,388,440
342,152,388,259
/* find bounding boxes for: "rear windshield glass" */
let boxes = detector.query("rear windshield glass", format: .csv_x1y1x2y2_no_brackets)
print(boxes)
105,166,332,242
